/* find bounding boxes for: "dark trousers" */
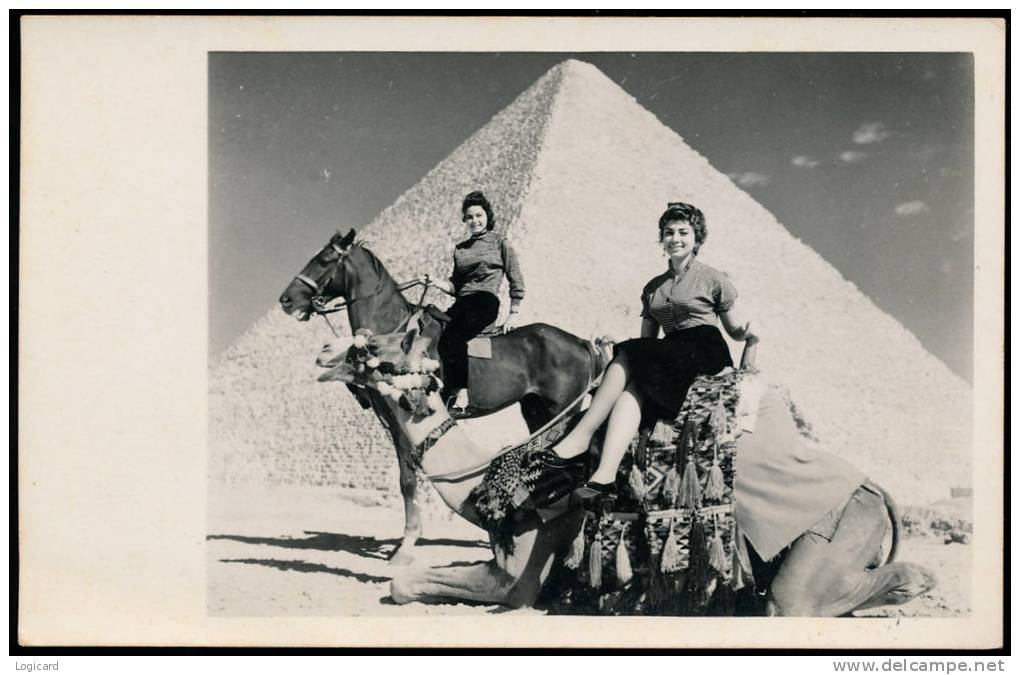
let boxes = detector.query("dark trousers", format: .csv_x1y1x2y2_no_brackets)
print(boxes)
438,292,500,393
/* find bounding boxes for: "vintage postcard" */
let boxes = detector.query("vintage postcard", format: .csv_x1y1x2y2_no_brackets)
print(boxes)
17,15,1005,649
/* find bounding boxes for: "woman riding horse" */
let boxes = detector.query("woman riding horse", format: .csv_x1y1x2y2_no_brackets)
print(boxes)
431,191,526,413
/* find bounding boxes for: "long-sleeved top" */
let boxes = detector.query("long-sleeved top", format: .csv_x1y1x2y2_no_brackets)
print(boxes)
449,231,526,311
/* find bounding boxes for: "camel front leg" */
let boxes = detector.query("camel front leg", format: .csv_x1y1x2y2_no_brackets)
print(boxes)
389,510,584,608
390,560,516,605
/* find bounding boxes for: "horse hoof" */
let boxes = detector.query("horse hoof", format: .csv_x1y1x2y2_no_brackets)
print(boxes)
389,574,416,604
389,548,416,567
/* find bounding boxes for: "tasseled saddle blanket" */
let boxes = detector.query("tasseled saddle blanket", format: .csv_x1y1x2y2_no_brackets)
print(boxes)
469,367,764,555
467,392,588,551
563,368,761,612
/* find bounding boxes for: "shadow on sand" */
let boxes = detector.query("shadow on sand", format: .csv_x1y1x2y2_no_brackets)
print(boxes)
218,558,391,584
208,531,488,561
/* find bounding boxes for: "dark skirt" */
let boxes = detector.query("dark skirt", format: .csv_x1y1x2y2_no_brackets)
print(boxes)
614,324,733,423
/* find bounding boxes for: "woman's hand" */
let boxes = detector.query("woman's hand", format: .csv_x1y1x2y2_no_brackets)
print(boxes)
720,304,759,342
424,275,456,296
501,311,521,334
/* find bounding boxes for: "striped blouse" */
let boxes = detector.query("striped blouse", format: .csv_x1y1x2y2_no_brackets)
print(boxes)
640,258,738,334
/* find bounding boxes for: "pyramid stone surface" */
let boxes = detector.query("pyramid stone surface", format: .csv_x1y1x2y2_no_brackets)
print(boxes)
210,60,972,506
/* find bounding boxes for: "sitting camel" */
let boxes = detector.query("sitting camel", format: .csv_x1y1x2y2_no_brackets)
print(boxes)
316,324,936,615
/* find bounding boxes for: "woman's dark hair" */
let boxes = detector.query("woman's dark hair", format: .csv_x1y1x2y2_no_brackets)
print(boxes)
462,191,496,231
658,202,707,253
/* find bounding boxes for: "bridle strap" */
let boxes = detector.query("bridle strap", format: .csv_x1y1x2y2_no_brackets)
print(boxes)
295,273,322,293
314,277,430,315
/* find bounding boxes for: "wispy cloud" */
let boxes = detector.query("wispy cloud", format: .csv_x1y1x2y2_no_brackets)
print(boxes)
894,200,930,217
727,172,770,187
950,225,971,242
853,122,891,145
839,150,868,163
791,155,820,169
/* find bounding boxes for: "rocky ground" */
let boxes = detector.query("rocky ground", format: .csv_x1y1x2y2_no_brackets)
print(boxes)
207,483,970,618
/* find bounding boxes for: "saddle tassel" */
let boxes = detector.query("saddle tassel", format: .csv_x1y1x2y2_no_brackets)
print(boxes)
704,440,726,502
662,464,681,507
688,517,709,587
659,518,683,574
588,527,603,589
710,391,727,438
615,523,633,585
675,419,696,462
564,515,586,570
628,464,648,502
683,517,710,609
679,457,702,509
708,519,727,575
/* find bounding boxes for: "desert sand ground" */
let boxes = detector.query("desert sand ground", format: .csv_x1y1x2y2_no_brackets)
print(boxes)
207,483,970,618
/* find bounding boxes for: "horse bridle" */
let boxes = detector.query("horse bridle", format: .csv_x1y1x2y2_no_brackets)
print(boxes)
293,241,347,298
293,241,386,323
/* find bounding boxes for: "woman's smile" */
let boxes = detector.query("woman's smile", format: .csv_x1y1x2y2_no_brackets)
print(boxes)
464,204,488,235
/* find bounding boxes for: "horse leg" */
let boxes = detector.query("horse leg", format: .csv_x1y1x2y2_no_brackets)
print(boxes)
767,486,936,616
519,393,553,433
389,434,422,566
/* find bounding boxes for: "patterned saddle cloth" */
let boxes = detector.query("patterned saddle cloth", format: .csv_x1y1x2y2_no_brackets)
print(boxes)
470,367,763,558
553,367,765,615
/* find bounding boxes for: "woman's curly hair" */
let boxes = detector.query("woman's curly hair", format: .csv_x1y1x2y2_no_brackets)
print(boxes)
462,191,496,231
658,202,707,254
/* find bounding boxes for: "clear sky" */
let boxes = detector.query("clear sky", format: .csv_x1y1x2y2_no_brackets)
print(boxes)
210,52,974,381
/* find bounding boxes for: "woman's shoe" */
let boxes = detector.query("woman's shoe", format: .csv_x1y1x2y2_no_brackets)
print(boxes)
536,448,588,469
447,388,470,414
571,480,616,506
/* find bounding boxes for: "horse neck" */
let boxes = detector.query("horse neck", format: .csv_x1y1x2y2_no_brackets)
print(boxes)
345,254,412,334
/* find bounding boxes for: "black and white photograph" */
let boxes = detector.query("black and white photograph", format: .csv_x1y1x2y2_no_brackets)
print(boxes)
17,15,1005,650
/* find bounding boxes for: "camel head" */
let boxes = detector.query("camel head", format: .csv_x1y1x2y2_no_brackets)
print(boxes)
316,322,441,417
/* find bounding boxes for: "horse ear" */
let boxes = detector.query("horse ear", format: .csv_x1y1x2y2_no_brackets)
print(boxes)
337,228,356,249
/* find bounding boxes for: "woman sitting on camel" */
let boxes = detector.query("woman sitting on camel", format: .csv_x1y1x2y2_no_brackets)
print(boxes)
547,201,758,500
431,191,526,412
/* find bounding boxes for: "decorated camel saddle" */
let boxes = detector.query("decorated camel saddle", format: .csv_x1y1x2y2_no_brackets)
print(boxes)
554,368,764,615
468,363,876,615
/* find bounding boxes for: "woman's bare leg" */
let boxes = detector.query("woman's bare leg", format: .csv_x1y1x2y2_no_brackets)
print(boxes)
588,383,644,484
553,355,631,459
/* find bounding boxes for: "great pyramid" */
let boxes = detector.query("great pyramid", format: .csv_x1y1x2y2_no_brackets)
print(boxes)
210,60,972,506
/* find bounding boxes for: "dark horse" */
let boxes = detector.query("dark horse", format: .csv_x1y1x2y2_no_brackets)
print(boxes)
279,229,608,564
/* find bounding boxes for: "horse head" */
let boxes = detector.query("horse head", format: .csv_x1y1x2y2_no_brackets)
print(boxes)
278,228,360,321
316,324,440,416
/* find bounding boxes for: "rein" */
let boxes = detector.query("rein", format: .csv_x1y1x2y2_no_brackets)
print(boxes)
424,381,593,484
311,277,428,316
